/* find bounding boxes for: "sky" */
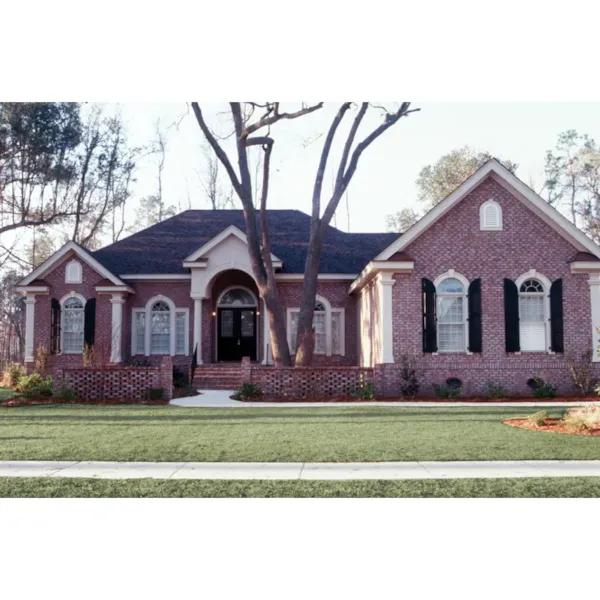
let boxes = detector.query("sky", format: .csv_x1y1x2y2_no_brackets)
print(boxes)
99,102,600,234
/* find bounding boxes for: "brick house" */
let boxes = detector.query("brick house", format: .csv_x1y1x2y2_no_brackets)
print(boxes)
16,159,600,394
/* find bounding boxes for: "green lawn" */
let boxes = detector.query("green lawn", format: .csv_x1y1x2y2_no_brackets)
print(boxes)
1,404,599,462
2,476,600,497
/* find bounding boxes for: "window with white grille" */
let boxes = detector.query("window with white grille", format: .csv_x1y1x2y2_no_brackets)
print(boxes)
480,200,502,230
288,298,344,356
519,279,546,351
133,310,145,354
63,297,85,353
436,277,467,352
150,301,171,354
175,311,187,354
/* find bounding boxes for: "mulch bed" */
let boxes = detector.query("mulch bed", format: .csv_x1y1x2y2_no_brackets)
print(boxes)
0,395,169,407
504,417,600,437
237,395,599,403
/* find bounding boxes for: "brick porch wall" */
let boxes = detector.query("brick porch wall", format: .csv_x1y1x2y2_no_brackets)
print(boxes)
54,357,173,401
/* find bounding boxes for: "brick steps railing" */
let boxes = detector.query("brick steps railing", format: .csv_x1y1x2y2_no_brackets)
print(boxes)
192,364,241,390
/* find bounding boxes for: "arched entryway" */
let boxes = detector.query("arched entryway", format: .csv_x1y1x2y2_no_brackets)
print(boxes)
215,286,258,361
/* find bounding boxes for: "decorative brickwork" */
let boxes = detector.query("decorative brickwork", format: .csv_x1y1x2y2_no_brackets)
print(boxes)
55,357,173,401
244,364,373,398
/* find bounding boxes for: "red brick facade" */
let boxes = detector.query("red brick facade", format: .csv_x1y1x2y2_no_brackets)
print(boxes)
24,171,600,399
382,176,599,395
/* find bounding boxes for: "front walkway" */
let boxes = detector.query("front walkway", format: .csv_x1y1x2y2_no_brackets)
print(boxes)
3,460,600,480
170,390,597,408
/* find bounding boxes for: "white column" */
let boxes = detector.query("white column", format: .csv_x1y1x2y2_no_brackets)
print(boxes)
262,298,270,365
378,273,396,364
193,297,203,364
24,295,37,363
110,293,125,363
589,275,600,362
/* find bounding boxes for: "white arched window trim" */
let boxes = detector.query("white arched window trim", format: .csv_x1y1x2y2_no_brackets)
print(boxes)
286,295,345,357
433,270,470,354
131,295,189,357
515,269,552,353
480,199,503,231
216,286,258,307
60,292,87,354
65,259,83,283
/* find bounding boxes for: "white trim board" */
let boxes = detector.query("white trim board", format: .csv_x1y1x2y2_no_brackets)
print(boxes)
120,274,192,281
375,159,600,261
18,241,125,287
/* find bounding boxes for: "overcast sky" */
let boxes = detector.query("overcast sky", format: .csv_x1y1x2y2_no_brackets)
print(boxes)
117,102,600,233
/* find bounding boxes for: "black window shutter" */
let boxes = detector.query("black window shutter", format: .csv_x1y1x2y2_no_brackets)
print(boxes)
503,278,520,352
51,298,61,354
84,298,96,347
468,278,482,353
550,278,564,353
422,278,437,352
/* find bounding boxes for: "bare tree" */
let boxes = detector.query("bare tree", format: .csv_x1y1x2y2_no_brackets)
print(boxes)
197,140,235,209
192,102,323,365
294,103,419,365
192,102,419,366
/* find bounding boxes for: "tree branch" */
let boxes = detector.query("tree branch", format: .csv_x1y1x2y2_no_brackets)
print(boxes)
191,103,243,198
245,103,324,136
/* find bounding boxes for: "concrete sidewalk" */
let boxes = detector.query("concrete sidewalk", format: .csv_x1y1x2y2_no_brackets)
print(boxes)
170,390,597,408
2,460,600,480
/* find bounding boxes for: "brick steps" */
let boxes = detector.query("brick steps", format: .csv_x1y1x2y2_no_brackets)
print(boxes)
192,364,241,390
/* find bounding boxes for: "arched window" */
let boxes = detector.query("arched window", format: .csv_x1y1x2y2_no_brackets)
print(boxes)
518,278,547,351
65,260,82,283
436,276,468,352
480,200,502,230
218,288,257,307
150,300,171,354
132,295,188,356
288,296,344,356
63,297,85,353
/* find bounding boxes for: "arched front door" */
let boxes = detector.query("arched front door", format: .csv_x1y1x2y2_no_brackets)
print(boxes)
217,287,257,361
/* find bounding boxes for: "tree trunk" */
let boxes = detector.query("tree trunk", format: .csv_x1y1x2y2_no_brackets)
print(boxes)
294,225,325,366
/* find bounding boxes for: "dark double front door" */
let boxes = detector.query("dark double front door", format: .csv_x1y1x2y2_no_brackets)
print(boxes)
217,308,257,361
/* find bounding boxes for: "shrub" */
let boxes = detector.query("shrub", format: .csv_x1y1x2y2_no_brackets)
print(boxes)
527,376,557,398
527,410,548,426
350,381,375,400
5,363,26,388
130,358,151,367
231,383,264,401
173,366,188,388
566,353,596,395
54,378,77,401
562,405,600,431
484,381,507,399
145,387,165,401
398,354,422,398
434,378,462,399
17,373,54,397
35,344,49,376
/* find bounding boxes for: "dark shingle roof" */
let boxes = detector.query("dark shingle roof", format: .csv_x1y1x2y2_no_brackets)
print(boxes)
92,210,398,275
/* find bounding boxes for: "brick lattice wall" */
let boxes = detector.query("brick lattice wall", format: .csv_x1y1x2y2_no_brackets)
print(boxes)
243,360,373,398
55,357,173,401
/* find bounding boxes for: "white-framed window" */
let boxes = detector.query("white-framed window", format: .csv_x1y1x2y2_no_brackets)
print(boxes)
435,272,469,353
151,300,171,354
287,296,345,356
131,296,189,356
480,199,503,231
133,309,146,355
62,296,85,354
518,277,548,352
65,260,83,283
